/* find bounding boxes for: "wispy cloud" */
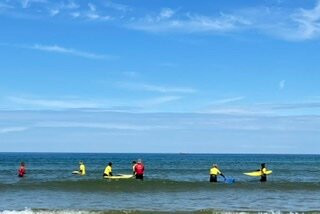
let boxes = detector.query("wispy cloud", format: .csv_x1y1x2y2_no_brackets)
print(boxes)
279,80,286,90
49,9,59,16
2,1,320,41
35,121,169,131
88,3,96,12
199,106,273,116
5,95,182,111
290,1,320,40
210,96,245,105
141,96,182,106
21,0,47,9
117,82,197,93
269,102,320,110
7,96,103,109
104,0,131,12
128,9,250,33
29,44,113,60
59,1,79,10
0,126,29,134
126,2,320,41
159,8,175,19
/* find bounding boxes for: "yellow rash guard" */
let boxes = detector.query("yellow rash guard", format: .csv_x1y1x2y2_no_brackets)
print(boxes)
210,167,221,175
79,164,86,175
104,166,112,176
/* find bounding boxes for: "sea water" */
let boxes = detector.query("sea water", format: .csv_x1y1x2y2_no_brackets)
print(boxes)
0,153,320,213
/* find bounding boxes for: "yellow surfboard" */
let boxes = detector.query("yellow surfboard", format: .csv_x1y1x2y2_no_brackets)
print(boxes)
244,170,272,176
104,174,133,179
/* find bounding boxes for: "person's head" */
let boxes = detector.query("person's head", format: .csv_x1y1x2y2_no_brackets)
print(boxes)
261,163,266,168
108,162,112,166
132,161,137,165
20,162,25,166
79,161,83,165
137,159,142,163
212,164,218,168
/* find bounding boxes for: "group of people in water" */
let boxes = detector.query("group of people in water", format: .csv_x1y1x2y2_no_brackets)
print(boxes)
210,163,269,182
17,160,269,182
78,159,145,180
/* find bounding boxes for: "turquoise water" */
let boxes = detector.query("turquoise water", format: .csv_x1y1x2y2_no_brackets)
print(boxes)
1,153,320,213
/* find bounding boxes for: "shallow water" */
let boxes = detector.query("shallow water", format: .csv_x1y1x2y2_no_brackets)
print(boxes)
1,153,320,213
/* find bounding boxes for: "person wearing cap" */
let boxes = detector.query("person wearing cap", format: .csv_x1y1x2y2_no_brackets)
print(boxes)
134,159,144,180
209,164,225,182
79,161,86,176
103,162,113,177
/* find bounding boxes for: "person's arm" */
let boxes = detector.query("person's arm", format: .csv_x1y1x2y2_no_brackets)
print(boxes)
218,169,225,179
220,173,226,179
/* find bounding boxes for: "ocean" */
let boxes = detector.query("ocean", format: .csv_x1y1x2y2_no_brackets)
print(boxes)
0,153,320,213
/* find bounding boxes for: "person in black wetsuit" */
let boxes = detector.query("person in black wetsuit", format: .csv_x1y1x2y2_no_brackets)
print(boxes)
260,163,267,182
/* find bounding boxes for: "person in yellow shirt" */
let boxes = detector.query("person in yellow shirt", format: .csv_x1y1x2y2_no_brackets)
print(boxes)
209,164,225,182
103,162,113,177
79,161,86,176
260,163,267,182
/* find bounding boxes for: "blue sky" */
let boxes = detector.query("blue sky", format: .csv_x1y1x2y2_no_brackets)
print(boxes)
1,0,320,153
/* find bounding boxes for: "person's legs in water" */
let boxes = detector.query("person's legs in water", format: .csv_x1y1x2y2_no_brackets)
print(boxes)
260,175,267,182
210,175,217,182
135,174,143,180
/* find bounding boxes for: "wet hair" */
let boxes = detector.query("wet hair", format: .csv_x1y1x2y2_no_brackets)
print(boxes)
108,162,112,166
261,163,266,167
132,161,137,164
20,162,25,166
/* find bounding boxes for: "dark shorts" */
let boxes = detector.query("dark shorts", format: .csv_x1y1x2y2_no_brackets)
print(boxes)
135,174,144,180
210,175,217,182
260,175,267,182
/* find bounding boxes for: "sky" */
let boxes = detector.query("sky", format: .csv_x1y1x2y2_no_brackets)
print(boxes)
0,0,320,153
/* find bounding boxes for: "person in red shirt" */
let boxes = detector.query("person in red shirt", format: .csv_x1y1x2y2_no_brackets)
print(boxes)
134,159,144,180
18,162,26,177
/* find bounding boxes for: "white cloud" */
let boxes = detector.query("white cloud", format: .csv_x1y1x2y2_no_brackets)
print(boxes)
279,80,286,90
70,12,80,18
117,82,197,93
49,9,59,16
141,96,182,106
29,44,113,60
210,96,245,105
35,121,168,131
88,3,96,12
159,8,175,19
60,1,79,9
0,126,29,134
21,0,47,9
7,96,103,109
104,1,131,12
86,12,99,20
290,1,320,40
128,10,251,33
127,1,320,41
200,107,273,116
